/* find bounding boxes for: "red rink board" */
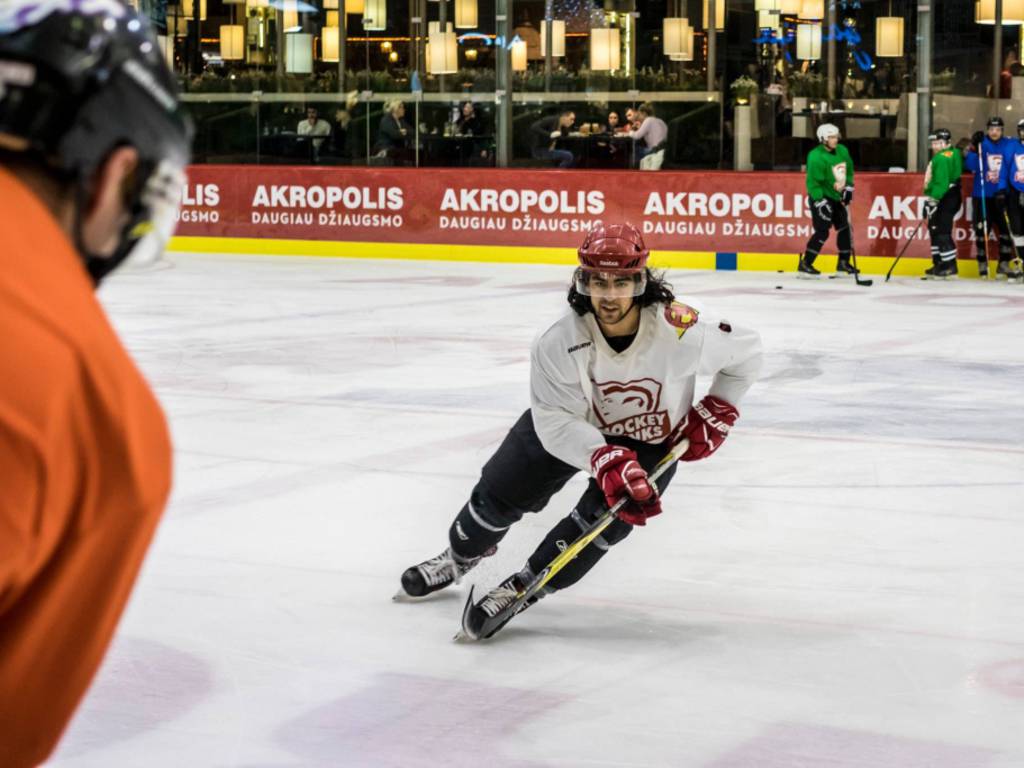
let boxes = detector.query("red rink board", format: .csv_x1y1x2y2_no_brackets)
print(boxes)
177,166,977,260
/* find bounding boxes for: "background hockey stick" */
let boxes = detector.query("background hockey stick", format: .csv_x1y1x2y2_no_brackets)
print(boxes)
979,147,994,279
845,206,874,287
885,217,926,282
998,196,1024,281
457,438,691,641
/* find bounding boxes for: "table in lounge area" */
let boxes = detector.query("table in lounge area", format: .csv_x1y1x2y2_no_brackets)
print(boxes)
421,133,494,167
554,132,636,169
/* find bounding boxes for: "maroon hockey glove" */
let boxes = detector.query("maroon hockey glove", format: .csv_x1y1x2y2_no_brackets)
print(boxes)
590,445,662,526
670,395,739,462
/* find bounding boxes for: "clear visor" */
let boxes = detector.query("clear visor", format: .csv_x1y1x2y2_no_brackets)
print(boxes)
574,268,647,298
121,159,186,270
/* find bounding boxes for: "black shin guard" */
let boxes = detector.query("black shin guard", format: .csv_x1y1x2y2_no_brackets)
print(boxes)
448,484,522,559
525,507,634,593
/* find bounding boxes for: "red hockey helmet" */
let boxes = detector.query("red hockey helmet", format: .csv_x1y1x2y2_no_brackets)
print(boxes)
575,223,649,298
577,223,649,272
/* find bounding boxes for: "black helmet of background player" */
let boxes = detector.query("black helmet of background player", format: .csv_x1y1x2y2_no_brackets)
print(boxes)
987,115,1005,141
929,128,952,151
0,2,193,284
574,223,650,299
1018,118,1024,140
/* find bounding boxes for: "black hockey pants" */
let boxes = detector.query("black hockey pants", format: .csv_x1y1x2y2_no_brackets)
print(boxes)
448,409,678,593
928,186,961,265
804,198,852,265
1003,189,1024,258
972,194,1015,262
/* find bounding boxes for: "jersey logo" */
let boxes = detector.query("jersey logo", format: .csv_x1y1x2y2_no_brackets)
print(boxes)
987,153,1003,184
664,301,699,339
592,378,670,442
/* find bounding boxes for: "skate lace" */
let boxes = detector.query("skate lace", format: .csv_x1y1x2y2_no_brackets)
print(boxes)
480,583,520,618
420,552,457,587
419,548,487,587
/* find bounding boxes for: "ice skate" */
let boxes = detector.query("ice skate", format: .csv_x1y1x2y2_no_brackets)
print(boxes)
396,545,494,600
997,259,1023,282
977,259,989,279
834,258,860,277
455,571,544,641
797,256,821,278
923,261,958,280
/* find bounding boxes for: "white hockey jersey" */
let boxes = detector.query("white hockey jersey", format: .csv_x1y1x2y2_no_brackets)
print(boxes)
529,299,763,471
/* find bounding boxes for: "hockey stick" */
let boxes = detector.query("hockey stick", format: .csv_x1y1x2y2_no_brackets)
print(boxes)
844,205,874,287
978,146,994,280
456,438,691,642
885,217,926,282
998,195,1024,281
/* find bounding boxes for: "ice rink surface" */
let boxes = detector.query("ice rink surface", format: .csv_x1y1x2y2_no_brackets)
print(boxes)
49,254,1024,768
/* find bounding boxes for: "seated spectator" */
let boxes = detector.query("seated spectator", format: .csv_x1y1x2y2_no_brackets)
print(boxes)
456,101,491,164
606,111,621,134
624,107,641,131
628,102,668,168
297,106,331,162
373,99,413,165
456,101,485,135
331,91,359,161
530,109,575,168
332,107,351,159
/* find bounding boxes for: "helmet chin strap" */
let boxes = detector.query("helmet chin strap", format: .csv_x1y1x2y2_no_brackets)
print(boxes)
70,176,132,286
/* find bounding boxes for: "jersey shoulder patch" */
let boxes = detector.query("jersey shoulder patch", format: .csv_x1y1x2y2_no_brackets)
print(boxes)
664,301,699,339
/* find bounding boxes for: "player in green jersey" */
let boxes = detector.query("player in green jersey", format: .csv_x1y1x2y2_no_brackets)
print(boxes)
799,123,858,277
923,128,964,279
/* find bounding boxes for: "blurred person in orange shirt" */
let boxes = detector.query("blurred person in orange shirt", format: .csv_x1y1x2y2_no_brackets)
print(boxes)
0,3,191,766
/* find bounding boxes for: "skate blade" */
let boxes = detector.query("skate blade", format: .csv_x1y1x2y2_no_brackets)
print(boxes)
796,273,822,280
455,586,480,642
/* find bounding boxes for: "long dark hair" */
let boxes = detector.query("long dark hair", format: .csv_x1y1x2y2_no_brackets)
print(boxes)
567,268,676,316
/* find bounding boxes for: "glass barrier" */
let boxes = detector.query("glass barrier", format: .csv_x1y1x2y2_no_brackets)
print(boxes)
753,94,909,172
182,91,721,170
510,95,721,170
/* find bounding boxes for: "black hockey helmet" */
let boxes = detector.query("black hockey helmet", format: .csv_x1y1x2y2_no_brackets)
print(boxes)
0,1,193,283
929,128,952,144
987,116,1005,128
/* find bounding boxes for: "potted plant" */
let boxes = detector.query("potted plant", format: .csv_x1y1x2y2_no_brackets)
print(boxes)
730,75,759,106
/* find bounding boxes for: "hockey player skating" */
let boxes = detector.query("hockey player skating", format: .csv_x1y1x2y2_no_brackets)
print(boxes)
922,129,964,280
799,123,859,278
398,224,763,639
964,117,1020,279
0,5,191,766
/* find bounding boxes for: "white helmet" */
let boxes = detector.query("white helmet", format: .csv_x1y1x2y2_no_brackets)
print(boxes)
817,123,840,143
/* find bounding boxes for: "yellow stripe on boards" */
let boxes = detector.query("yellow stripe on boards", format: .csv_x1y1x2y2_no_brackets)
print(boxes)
168,237,979,277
